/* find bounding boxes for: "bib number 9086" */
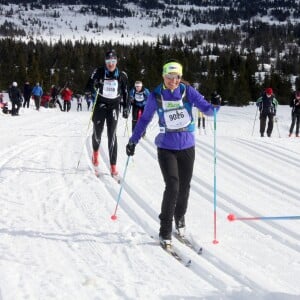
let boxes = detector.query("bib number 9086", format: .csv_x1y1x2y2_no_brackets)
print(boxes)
169,110,185,121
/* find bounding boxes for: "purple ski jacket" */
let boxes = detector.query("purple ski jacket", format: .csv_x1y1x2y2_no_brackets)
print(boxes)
130,83,219,150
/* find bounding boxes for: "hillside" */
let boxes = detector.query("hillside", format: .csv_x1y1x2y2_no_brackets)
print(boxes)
0,1,300,44
0,1,300,104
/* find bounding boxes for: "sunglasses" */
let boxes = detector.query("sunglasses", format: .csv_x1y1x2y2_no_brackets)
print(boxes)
105,59,117,64
164,74,182,80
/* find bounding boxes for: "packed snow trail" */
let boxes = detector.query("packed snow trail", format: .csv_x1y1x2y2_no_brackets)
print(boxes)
0,104,299,299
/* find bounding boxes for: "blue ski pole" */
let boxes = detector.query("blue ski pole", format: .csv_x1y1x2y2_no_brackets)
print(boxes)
111,156,131,220
213,107,219,244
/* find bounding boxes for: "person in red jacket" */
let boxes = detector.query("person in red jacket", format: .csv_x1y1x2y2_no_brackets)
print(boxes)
41,92,51,108
61,87,73,112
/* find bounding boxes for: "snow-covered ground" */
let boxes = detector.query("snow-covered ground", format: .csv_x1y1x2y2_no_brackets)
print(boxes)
0,99,299,299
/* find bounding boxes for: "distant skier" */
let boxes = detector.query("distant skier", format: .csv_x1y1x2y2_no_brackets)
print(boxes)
256,88,278,137
85,93,92,111
129,80,150,133
288,90,300,137
75,94,83,111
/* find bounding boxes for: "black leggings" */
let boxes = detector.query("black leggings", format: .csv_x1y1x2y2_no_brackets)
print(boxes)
63,101,71,112
23,96,30,108
289,113,300,135
260,113,274,136
92,106,119,165
157,146,195,239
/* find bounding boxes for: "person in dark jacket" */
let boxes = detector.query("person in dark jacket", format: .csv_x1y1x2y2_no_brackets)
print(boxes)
256,88,278,137
9,82,23,116
289,90,300,137
23,81,32,108
126,59,221,248
86,49,129,176
50,85,63,111
129,81,150,133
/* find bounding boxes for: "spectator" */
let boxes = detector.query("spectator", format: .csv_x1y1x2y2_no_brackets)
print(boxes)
31,82,43,111
9,82,22,116
61,87,73,112
23,81,32,108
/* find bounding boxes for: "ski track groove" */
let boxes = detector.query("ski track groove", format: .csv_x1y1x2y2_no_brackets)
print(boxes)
234,138,300,168
83,138,249,293
0,114,111,299
69,191,128,297
141,136,300,293
194,140,300,249
197,139,300,205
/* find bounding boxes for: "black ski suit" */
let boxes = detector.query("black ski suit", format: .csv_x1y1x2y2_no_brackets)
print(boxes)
86,66,129,165
289,94,300,136
256,93,278,137
9,86,22,115
23,83,32,108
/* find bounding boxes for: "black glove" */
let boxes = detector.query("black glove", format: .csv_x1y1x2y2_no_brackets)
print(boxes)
126,141,136,156
123,108,129,119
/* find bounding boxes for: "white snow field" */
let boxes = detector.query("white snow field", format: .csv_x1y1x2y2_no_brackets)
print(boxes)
0,100,299,300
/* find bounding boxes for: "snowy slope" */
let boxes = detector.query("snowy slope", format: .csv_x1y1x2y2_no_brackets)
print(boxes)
0,100,299,300
0,4,218,45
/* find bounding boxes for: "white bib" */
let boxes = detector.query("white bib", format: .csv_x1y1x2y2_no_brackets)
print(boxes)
103,79,118,99
134,92,144,102
162,100,191,130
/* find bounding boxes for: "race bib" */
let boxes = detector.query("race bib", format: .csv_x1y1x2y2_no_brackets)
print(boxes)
103,80,118,99
164,107,191,130
134,92,144,102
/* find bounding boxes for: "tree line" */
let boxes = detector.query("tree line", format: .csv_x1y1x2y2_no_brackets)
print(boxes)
0,36,298,105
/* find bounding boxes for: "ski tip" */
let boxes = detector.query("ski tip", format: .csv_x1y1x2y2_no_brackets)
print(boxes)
186,259,192,267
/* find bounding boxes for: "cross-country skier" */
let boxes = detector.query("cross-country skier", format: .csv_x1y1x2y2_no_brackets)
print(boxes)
126,59,221,248
289,90,300,137
256,88,278,137
86,49,129,176
129,80,150,134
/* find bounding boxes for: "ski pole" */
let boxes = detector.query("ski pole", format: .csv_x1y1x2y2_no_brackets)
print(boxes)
275,116,281,138
251,106,258,136
111,155,131,220
212,107,219,244
227,213,300,222
76,88,99,169
123,118,129,137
